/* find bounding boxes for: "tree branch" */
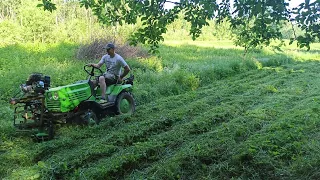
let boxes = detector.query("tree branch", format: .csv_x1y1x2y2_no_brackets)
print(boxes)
165,1,181,5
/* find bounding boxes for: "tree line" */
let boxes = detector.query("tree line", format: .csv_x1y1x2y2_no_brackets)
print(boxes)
1,0,314,53
0,0,132,44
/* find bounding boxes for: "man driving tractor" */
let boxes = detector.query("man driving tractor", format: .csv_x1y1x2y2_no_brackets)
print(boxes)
9,43,135,140
89,43,131,103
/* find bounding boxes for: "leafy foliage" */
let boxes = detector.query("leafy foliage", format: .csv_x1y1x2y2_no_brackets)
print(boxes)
36,0,56,12
39,0,320,53
290,0,320,50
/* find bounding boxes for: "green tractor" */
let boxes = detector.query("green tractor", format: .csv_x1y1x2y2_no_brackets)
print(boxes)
10,65,135,141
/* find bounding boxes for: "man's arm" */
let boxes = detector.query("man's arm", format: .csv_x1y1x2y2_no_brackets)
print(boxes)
90,62,103,68
120,65,131,80
89,56,105,68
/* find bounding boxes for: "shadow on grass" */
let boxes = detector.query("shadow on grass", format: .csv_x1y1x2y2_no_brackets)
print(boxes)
158,43,297,66
293,49,320,54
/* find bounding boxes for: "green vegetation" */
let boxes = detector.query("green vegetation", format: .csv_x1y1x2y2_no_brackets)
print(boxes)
1,1,320,179
0,0,136,45
1,40,320,179
40,0,320,52
2,0,318,53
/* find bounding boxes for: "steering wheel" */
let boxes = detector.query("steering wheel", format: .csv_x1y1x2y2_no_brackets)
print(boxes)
84,64,103,79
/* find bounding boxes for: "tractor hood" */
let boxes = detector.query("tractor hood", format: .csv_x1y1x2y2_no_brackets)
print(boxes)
45,81,93,112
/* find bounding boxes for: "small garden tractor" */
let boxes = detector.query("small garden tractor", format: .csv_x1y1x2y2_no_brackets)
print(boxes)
9,65,135,141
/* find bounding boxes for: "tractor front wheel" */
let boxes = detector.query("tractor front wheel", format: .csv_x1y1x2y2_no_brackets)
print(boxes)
81,109,100,126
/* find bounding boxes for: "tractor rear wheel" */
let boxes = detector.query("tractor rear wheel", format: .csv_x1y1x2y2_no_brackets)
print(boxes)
115,92,135,115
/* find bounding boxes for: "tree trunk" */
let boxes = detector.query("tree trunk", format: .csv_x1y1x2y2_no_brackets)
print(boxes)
0,10,4,21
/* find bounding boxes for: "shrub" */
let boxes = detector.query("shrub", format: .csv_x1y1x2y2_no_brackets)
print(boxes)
76,39,149,60
213,64,234,79
0,20,22,45
243,59,262,70
174,71,200,91
136,57,163,72
132,67,200,105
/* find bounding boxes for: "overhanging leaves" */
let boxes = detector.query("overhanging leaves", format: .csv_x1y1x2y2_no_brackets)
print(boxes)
38,0,320,53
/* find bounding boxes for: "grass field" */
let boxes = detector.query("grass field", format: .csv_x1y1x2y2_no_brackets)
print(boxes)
0,40,320,179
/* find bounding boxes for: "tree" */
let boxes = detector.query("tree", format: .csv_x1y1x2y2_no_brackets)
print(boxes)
0,0,21,20
39,0,320,53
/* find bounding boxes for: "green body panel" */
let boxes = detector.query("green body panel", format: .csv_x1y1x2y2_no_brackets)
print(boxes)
45,81,92,112
96,84,132,96
45,80,132,113
111,84,132,95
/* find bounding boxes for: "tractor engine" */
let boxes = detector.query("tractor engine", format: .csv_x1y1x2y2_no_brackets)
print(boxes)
10,73,53,140
20,73,51,94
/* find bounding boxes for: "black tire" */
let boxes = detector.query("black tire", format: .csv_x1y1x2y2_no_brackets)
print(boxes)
115,92,135,115
81,109,100,126
34,121,54,142
47,121,54,140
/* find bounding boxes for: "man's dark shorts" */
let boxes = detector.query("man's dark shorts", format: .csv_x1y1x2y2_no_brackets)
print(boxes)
104,72,117,85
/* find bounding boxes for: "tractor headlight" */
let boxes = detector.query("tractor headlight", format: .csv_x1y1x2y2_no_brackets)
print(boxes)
53,92,59,100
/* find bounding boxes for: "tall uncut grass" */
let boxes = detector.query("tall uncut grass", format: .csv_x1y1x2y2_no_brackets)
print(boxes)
0,40,320,179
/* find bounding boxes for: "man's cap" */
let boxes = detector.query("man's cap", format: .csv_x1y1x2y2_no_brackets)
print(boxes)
104,43,115,50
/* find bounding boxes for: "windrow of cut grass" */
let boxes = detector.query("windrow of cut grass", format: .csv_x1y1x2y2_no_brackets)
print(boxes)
1,41,320,179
